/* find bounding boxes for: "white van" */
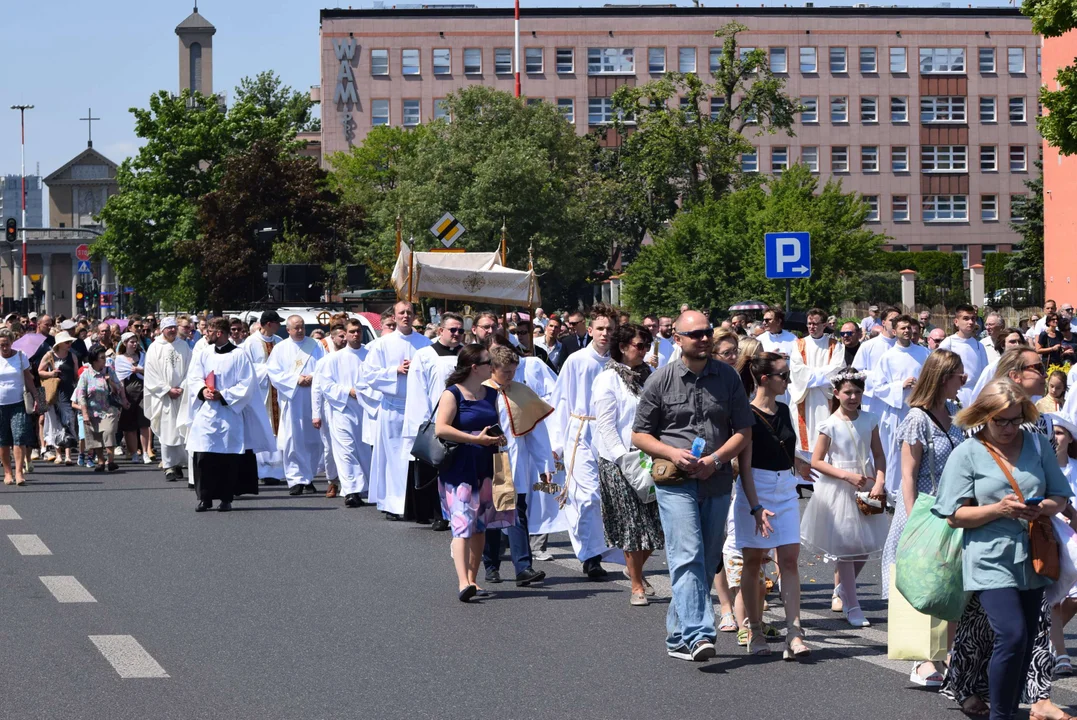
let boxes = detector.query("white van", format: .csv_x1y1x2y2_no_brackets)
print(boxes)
234,307,376,345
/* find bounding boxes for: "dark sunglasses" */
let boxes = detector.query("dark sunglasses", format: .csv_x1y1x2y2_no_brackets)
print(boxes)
474,359,492,366
629,341,650,350
512,329,531,336
445,327,463,334
566,320,581,326
1022,363,1047,376
766,371,791,381
839,331,856,338
676,328,713,341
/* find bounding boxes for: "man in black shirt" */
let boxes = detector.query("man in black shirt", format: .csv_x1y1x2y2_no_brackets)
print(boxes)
839,321,861,368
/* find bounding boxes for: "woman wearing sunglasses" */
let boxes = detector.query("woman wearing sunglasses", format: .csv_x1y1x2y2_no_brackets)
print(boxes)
734,352,814,659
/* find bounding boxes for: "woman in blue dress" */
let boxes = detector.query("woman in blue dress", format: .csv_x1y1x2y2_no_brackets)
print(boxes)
434,343,508,602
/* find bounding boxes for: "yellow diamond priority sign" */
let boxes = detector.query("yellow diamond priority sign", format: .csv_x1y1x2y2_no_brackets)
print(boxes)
430,212,466,248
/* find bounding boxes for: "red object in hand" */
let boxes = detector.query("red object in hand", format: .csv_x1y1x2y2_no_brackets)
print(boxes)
205,371,216,392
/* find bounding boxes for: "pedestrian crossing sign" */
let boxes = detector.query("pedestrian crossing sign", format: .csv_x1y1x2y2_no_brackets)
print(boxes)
430,212,466,248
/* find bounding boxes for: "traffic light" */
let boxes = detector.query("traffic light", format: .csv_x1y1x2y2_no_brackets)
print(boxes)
75,284,85,302
4,219,14,244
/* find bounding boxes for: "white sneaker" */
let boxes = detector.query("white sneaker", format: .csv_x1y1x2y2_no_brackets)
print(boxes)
30,449,39,460
113,447,124,458
131,452,142,464
844,606,870,628
144,455,154,465
532,550,554,562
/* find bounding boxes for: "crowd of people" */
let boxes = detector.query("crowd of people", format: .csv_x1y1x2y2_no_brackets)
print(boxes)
6,298,1077,719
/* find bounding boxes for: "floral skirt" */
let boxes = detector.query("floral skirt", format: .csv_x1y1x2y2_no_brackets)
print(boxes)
596,457,664,553
438,477,515,539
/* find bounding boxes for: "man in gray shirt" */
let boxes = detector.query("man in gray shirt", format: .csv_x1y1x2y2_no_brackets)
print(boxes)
633,310,754,663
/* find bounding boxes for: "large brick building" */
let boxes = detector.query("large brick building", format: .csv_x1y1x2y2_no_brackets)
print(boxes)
319,5,1041,265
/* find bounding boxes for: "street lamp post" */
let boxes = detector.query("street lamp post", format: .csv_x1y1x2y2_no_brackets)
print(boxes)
10,104,34,307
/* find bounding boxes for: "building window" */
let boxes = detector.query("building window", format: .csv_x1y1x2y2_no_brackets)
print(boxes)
402,99,420,126
832,146,849,173
891,96,908,122
864,195,880,221
679,47,696,73
771,147,789,174
434,99,449,121
983,244,998,254
892,146,909,172
1008,47,1025,74
952,244,969,268
860,96,878,123
709,47,721,73
678,97,697,122
526,98,543,107
919,47,965,73
981,194,998,221
556,48,574,74
979,47,996,73
371,49,389,75
739,47,757,64
800,47,818,73
769,47,787,73
648,47,665,73
831,96,848,123
741,149,758,173
1011,194,1027,221
922,195,969,222
921,145,968,172
557,98,574,124
588,47,634,74
525,47,543,74
980,96,997,122
830,47,847,73
890,47,907,73
402,49,420,75
800,96,818,123
588,97,613,124
980,146,997,171
860,47,877,73
802,146,819,172
893,195,910,221
371,99,389,126
920,96,966,123
1009,96,1026,122
495,48,513,74
862,146,879,172
430,49,452,77
710,96,726,120
1010,145,1027,171
463,48,482,74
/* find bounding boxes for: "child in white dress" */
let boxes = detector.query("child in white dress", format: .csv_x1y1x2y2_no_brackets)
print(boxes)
803,370,889,628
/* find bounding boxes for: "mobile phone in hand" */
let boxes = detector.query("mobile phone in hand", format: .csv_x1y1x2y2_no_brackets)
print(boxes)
1025,496,1044,506
488,424,504,438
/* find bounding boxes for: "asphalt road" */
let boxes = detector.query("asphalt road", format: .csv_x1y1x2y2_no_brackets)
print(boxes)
2,459,1076,720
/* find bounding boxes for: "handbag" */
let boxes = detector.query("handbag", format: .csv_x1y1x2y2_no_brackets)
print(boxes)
651,457,684,485
41,352,60,406
887,573,949,661
491,452,516,512
17,351,35,415
980,438,1061,581
617,450,656,504
411,396,459,470
838,417,884,516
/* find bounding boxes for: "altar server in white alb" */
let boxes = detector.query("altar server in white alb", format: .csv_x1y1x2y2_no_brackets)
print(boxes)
266,315,325,495
787,308,844,458
311,322,346,497
143,317,192,482
313,319,370,509
241,310,286,485
758,306,798,403
872,314,930,500
361,301,432,519
550,303,624,579
403,312,464,529
852,307,899,411
938,303,989,407
186,318,274,513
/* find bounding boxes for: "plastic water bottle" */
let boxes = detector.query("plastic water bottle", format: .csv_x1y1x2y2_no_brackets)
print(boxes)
691,437,706,459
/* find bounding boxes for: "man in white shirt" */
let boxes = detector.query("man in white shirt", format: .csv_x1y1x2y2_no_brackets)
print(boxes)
940,304,990,406
981,311,1004,364
758,306,797,358
860,305,880,335
642,314,674,368
852,307,899,412
1031,300,1057,339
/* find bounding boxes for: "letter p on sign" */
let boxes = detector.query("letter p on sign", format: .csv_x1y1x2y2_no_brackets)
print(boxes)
764,232,811,279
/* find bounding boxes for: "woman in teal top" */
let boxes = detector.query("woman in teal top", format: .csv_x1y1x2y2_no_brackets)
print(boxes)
932,379,1071,720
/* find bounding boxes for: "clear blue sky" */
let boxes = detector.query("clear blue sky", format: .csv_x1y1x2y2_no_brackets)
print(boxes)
2,0,1015,207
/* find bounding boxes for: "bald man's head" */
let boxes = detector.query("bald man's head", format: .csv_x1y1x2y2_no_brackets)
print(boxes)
674,310,712,361
286,315,305,341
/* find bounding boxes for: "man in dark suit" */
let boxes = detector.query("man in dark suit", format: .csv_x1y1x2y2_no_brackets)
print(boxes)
511,318,551,367
556,310,590,371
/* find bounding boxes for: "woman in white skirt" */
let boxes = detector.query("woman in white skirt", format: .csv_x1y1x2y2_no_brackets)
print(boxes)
735,352,815,659
803,369,889,628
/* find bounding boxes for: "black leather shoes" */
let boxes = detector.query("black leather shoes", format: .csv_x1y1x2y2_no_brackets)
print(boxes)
344,494,363,508
261,477,282,486
583,557,608,579
304,483,318,494
431,519,450,531
288,485,304,496
217,502,232,512
195,500,212,512
515,568,547,586
485,568,502,584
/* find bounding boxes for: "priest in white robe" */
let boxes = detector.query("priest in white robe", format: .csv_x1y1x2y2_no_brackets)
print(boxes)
787,312,844,459
360,302,432,518
873,316,930,500
939,306,989,407
241,311,286,484
143,317,192,481
402,313,463,528
759,307,798,403
313,319,369,508
852,308,899,411
266,315,325,494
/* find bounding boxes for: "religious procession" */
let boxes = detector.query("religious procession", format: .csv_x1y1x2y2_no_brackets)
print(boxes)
2,287,1077,720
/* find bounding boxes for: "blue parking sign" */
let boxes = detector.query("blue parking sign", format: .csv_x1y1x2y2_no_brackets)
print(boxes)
764,232,811,280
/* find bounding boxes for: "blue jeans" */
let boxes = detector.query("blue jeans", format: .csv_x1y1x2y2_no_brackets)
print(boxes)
655,480,730,650
483,493,532,575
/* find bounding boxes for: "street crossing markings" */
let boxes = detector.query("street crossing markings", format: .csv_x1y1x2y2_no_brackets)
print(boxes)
8,534,51,555
0,505,21,519
39,576,96,603
89,635,170,679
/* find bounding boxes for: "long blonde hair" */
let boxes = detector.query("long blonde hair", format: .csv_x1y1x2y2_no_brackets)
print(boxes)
735,337,762,374
908,349,962,410
954,378,1038,430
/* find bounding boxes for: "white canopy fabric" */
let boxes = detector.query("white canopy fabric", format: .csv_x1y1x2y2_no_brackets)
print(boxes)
391,244,541,305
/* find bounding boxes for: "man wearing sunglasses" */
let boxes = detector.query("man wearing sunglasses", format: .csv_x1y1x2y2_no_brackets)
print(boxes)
510,318,550,366
557,310,590,371
874,315,930,499
940,304,990,406
400,312,464,530
852,306,900,411
759,306,797,404
839,322,862,368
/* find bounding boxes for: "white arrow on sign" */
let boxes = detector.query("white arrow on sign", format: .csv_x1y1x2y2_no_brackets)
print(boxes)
791,265,809,274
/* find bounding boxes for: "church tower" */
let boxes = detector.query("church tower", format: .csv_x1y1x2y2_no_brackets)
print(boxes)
176,5,216,95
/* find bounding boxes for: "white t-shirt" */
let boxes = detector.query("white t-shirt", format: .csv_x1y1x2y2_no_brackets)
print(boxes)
0,352,29,407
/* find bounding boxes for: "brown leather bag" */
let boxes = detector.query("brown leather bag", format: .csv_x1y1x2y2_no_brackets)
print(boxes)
980,439,1060,581
650,458,685,485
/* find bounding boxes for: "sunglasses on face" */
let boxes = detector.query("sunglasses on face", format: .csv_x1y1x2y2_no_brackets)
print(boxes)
513,329,531,337
445,327,463,335
766,371,791,382
474,359,492,367
1021,363,1047,376
477,324,495,331
566,320,580,327
676,328,712,341
629,341,649,351
839,331,856,338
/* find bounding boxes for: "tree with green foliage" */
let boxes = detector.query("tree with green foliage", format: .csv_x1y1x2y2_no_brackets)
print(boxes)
621,164,884,316
1024,0,1077,153
233,70,319,134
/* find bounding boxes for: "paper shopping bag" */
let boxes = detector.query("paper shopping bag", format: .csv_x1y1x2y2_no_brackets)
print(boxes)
887,572,948,661
492,452,516,512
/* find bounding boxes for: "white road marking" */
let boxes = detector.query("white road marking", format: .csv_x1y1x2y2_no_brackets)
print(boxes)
39,576,96,603
8,534,51,555
0,505,21,520
89,635,169,679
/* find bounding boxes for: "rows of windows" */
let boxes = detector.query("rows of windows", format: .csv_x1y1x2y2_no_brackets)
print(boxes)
739,144,1029,175
853,193,1027,223
364,45,1039,77
792,94,1030,125
368,97,580,126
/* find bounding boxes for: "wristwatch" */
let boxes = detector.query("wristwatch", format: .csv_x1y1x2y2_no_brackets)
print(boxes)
750,504,764,516
710,452,724,470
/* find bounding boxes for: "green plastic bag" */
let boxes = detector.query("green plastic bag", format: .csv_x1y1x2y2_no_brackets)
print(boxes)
895,492,970,622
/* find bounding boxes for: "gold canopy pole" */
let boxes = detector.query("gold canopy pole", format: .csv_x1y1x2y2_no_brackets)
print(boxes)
395,215,404,300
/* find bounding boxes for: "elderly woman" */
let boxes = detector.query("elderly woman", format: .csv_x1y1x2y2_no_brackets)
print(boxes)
934,379,1071,720
75,345,128,473
38,331,79,466
0,329,38,485
115,332,153,465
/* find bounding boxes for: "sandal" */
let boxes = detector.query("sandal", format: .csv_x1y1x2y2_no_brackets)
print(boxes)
909,661,944,687
718,612,738,632
784,629,811,661
1056,654,1074,678
746,622,770,656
